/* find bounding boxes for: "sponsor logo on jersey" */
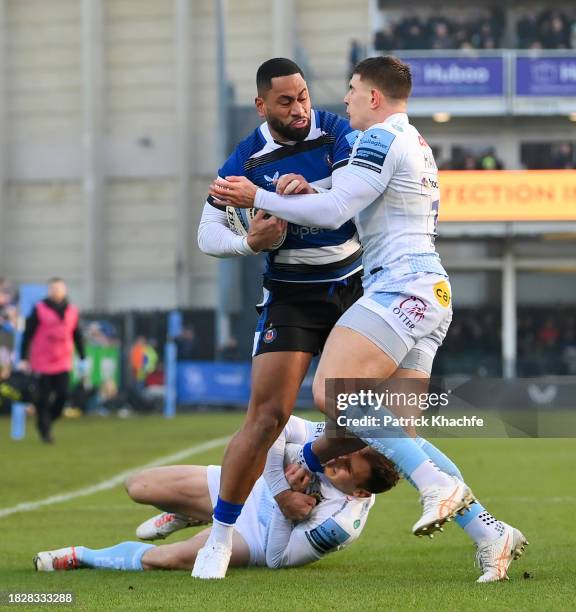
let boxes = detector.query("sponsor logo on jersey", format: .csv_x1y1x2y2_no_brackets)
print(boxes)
306,518,351,554
264,171,280,186
421,176,438,189
433,281,451,308
418,134,429,147
393,296,427,330
263,328,277,343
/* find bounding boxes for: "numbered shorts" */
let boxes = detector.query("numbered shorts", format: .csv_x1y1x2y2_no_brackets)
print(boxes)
206,466,272,567
335,273,452,375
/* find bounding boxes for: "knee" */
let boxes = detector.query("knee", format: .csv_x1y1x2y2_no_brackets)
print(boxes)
245,402,288,443
125,470,151,503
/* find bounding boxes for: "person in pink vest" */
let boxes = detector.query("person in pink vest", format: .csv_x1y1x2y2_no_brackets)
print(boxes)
20,278,86,443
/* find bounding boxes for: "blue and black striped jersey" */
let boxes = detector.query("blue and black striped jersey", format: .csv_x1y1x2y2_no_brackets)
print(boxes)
209,109,363,283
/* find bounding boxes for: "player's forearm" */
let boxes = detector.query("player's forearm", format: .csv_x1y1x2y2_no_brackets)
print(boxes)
197,203,257,257
263,430,291,496
254,171,379,229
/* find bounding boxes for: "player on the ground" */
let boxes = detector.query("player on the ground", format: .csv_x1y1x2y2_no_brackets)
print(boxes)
34,417,399,573
210,56,528,582
194,58,366,577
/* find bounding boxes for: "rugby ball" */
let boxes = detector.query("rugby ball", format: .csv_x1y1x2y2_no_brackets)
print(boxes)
226,206,287,251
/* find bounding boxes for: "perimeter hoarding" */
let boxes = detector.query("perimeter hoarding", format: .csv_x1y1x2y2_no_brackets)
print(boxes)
439,170,576,222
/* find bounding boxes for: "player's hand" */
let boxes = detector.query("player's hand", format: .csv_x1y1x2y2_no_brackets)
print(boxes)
247,210,287,252
285,463,312,493
275,173,315,195
208,176,257,208
275,490,317,521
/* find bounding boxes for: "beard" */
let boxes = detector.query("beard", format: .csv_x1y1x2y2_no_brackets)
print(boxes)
267,115,311,142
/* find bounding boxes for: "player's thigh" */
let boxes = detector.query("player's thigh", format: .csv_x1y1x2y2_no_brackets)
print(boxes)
126,465,212,520
313,325,398,419
142,528,250,570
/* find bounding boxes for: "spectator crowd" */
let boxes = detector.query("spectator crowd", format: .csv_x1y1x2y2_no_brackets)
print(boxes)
374,7,576,51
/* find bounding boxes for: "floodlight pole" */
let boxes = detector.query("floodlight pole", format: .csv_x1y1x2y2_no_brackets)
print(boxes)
0,0,6,275
502,240,517,378
81,0,105,308
215,0,235,350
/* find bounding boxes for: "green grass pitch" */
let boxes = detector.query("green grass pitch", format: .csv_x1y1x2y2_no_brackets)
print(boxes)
1,413,575,611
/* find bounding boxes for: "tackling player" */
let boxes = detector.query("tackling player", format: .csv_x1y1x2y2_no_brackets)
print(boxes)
34,417,398,573
211,56,528,582
195,58,365,576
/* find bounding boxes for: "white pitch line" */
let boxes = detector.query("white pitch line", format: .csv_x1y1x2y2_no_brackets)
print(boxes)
0,436,230,520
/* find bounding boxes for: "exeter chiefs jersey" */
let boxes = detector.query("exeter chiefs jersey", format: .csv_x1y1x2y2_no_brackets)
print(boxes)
209,109,363,283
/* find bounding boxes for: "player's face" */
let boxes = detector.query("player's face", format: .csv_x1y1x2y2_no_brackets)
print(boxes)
48,281,67,303
344,74,373,131
256,74,312,142
323,450,372,496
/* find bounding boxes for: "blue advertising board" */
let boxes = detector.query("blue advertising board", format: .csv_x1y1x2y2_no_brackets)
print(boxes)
402,56,505,97
516,56,576,96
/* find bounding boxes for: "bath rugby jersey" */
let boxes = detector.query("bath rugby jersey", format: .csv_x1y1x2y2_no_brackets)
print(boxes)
208,109,363,283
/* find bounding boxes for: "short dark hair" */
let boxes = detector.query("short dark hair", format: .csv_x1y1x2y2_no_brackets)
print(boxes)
48,277,65,285
353,55,412,100
358,448,401,494
256,58,305,95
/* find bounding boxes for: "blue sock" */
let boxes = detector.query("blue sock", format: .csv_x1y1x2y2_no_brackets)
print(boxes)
213,496,243,525
302,442,324,473
76,542,155,570
455,500,486,529
416,437,464,480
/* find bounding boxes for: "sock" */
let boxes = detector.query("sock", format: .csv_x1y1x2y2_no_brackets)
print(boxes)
76,542,155,570
416,437,504,544
457,502,505,544
208,497,243,548
213,497,243,526
302,442,324,473
416,437,463,480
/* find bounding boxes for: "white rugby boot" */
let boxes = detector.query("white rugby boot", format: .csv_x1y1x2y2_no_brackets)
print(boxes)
413,477,475,537
191,542,232,579
136,512,206,541
475,523,529,583
34,547,81,572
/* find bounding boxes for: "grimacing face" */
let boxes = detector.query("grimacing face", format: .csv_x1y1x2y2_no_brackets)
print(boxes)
256,73,312,142
323,448,373,497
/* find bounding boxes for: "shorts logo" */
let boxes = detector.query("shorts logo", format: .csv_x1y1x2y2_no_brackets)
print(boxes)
263,328,277,343
433,281,451,308
393,297,427,330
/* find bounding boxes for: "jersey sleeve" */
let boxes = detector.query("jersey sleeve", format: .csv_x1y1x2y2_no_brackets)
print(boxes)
207,148,245,210
347,127,399,193
197,202,257,257
263,416,315,497
265,509,353,568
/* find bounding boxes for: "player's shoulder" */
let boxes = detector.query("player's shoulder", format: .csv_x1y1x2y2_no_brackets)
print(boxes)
232,125,268,161
315,108,353,137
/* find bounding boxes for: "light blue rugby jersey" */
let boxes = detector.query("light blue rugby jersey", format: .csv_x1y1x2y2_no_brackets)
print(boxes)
208,109,363,283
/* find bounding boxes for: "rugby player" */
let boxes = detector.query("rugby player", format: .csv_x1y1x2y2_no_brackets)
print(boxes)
34,417,398,572
195,58,365,576
211,56,528,582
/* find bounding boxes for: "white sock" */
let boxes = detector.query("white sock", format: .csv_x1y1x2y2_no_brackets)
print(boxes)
464,511,506,544
207,518,234,548
410,459,454,490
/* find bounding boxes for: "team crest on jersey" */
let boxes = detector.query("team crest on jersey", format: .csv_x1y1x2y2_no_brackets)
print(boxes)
353,520,361,529
264,171,279,186
263,328,277,343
